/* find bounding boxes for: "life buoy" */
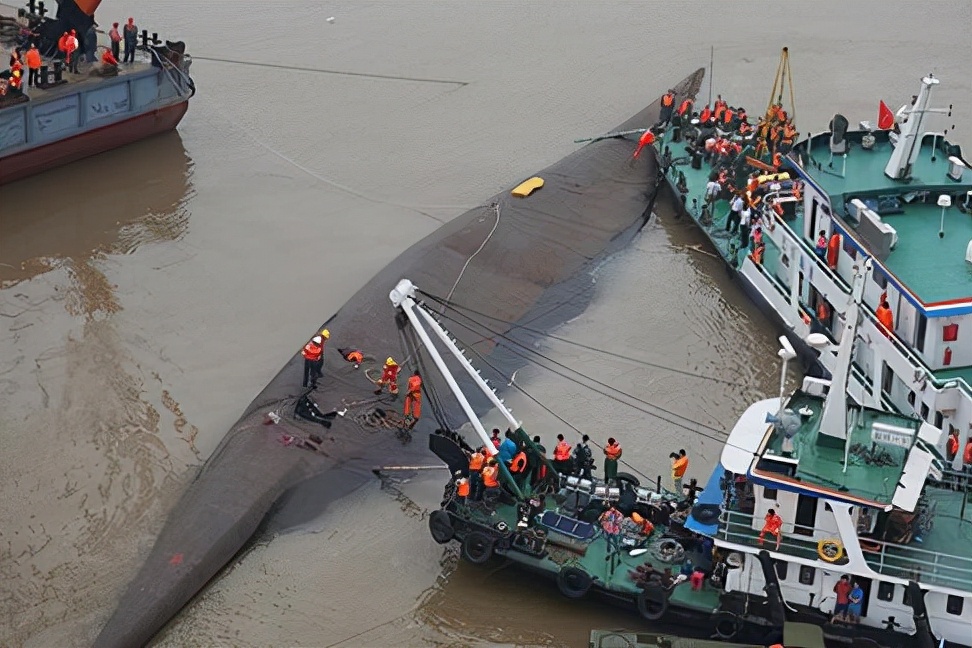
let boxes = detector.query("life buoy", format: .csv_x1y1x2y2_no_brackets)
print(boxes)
713,610,741,640
817,538,844,562
429,510,454,545
637,584,669,621
461,531,494,565
691,503,721,526
655,538,685,563
557,566,592,599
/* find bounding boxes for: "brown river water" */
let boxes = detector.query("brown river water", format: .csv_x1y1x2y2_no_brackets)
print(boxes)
1,1,970,646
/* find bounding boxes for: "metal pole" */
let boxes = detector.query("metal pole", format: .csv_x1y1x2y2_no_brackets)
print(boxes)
708,46,714,107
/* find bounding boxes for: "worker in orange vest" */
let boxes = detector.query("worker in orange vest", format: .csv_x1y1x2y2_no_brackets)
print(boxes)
482,458,500,492
468,446,486,500
670,449,689,495
552,433,572,475
677,97,693,117
659,90,675,124
25,45,41,88
758,508,784,550
301,334,325,388
403,370,422,427
374,357,400,395
101,48,119,68
632,130,655,159
456,475,470,499
603,438,622,484
875,297,894,338
338,348,364,368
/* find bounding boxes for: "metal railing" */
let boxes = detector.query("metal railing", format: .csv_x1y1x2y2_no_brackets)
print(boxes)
861,534,972,593
716,510,844,564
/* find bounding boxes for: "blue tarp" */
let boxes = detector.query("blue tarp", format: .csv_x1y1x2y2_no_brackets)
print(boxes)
684,461,726,536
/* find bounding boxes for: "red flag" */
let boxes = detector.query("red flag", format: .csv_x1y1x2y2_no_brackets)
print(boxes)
878,100,895,130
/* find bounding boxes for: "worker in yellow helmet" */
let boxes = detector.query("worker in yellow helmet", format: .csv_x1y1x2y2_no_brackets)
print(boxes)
374,356,400,396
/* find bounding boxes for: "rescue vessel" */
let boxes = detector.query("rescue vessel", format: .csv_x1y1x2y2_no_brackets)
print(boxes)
686,261,971,648
390,278,936,647
0,0,194,185
642,48,972,493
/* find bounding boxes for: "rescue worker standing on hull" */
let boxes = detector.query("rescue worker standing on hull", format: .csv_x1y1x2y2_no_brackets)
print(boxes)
301,329,329,388
374,357,400,396
403,370,422,428
603,437,622,485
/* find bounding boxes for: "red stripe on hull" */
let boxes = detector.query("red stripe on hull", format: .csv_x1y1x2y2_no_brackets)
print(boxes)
0,101,189,186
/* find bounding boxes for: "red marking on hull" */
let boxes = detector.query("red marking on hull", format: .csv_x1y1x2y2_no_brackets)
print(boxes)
0,100,189,186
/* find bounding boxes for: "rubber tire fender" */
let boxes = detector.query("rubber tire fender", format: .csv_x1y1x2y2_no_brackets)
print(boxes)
461,531,495,565
691,503,721,526
615,472,641,488
637,584,669,621
429,510,455,545
557,566,593,599
713,610,741,640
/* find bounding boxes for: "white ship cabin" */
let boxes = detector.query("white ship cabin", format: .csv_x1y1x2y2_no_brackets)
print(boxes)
776,75,972,471
714,386,972,641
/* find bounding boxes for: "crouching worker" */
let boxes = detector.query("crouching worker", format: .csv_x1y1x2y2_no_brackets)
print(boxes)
338,348,364,369
94,47,119,77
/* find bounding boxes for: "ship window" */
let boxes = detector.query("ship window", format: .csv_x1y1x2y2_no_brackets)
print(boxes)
798,565,815,585
934,411,944,428
842,237,857,260
881,362,893,395
902,587,913,606
946,595,964,616
915,313,927,352
774,560,788,580
763,488,779,500
872,267,888,290
908,391,916,407
920,403,930,421
877,581,895,602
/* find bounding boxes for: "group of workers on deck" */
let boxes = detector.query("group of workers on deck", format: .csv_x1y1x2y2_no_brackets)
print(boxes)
2,17,139,97
300,331,423,427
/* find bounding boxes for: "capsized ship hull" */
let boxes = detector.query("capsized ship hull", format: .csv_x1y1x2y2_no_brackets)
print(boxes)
94,69,706,648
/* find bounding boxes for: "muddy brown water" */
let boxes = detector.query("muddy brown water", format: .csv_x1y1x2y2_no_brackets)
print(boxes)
1,1,970,646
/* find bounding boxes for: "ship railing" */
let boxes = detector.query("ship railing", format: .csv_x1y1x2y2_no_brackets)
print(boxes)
859,534,972,593
716,509,843,564
148,47,196,99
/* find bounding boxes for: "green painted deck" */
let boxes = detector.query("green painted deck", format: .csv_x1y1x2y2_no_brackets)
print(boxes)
801,136,972,305
452,496,722,614
762,392,916,506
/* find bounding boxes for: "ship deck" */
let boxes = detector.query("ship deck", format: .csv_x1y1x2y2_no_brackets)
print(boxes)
759,391,914,506
799,134,972,306
22,60,159,103
454,494,722,614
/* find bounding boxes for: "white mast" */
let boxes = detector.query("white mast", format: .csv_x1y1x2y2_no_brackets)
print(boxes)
818,259,872,440
884,75,939,180
390,279,520,455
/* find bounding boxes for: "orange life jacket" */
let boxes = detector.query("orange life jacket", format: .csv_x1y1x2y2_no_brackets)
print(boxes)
699,106,711,123
8,63,22,89
553,441,572,461
468,451,485,472
25,48,41,69
826,234,841,268
302,341,323,361
509,451,528,474
457,478,470,497
763,513,783,534
752,245,765,264
677,99,692,116
876,306,894,331
672,455,688,478
772,152,783,168
947,435,959,457
714,103,726,121
661,93,674,107
407,375,422,396
604,442,622,460
965,442,972,465
723,109,734,125
482,465,499,488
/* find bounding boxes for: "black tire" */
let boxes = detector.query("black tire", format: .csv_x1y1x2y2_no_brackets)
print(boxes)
429,510,454,545
637,584,669,621
691,503,721,525
557,566,592,599
616,472,641,488
461,531,494,565
713,610,741,640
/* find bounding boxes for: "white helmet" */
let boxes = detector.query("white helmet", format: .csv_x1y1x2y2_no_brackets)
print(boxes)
312,335,322,344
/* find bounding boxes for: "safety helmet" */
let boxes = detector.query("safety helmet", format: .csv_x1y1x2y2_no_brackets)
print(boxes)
385,357,396,366
311,335,322,344
319,329,330,339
